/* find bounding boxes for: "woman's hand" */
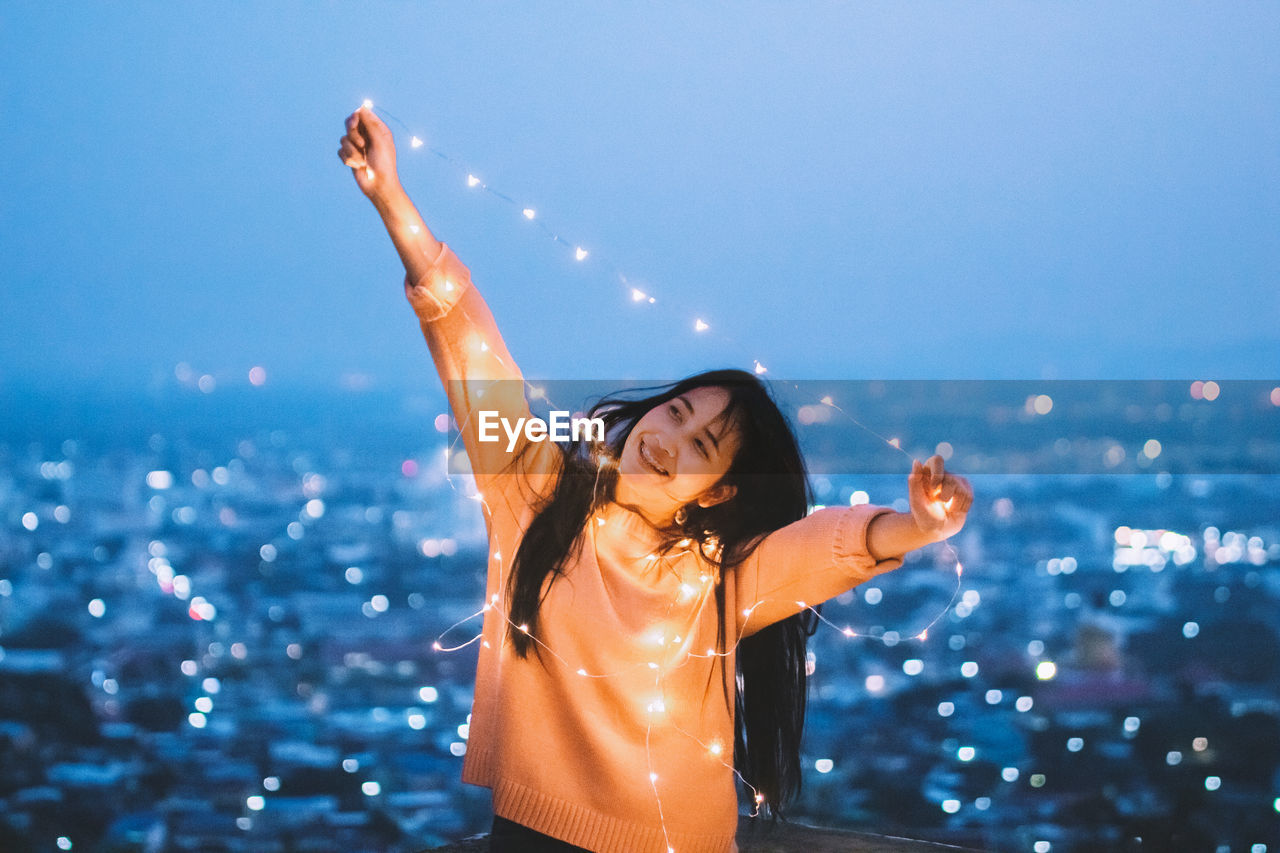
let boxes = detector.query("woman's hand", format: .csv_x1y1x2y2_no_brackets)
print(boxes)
338,105,400,203
908,454,973,542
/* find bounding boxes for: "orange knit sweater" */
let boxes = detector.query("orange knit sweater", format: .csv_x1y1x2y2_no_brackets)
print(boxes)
409,245,903,853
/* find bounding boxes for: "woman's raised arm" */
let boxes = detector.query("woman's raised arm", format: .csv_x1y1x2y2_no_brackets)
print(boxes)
339,106,544,496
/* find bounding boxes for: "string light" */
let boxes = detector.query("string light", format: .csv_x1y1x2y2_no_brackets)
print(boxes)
366,100,970,847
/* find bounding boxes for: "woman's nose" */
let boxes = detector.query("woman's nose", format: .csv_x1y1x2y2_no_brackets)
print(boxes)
650,433,674,462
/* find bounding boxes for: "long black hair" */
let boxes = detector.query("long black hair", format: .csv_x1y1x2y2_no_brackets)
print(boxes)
505,368,819,816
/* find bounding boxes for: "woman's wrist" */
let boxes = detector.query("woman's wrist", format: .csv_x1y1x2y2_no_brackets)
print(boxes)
866,509,938,562
371,182,411,219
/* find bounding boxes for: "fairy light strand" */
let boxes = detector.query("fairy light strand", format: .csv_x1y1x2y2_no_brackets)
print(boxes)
357,99,972,848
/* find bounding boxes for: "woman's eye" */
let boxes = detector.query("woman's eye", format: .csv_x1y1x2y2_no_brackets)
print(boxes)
694,439,708,459
668,404,681,422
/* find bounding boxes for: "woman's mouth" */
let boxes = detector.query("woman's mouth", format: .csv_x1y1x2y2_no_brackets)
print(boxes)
638,437,669,477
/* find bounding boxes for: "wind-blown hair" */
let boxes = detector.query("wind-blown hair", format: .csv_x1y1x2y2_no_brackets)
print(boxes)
505,368,818,816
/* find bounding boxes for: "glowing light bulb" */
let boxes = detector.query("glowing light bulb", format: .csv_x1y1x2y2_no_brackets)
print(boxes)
820,395,834,406
709,741,723,756
364,167,375,181
408,224,420,234
522,208,536,220
467,174,480,188
650,772,659,783
361,99,373,110
432,641,442,650
843,627,857,638
410,136,424,148
577,668,588,676
753,360,767,374
575,247,589,261
518,624,529,633
694,319,709,332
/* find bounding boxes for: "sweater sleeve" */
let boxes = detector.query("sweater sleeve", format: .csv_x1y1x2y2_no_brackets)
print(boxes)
408,244,560,509
732,504,904,638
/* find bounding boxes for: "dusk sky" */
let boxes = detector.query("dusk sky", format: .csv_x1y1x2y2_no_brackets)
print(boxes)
4,2,1277,392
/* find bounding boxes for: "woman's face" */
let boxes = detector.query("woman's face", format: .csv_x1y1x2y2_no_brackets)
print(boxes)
614,385,743,526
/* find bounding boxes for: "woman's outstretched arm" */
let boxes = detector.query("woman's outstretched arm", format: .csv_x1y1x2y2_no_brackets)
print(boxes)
733,455,973,636
340,106,444,287
866,455,973,561
339,107,547,496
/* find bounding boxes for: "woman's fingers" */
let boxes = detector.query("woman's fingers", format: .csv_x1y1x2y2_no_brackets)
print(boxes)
926,454,944,487
948,476,973,513
338,140,365,167
937,478,957,502
357,105,391,138
339,152,366,171
345,112,367,150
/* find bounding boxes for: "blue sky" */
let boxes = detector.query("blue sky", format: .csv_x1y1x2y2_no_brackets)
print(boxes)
3,2,1277,390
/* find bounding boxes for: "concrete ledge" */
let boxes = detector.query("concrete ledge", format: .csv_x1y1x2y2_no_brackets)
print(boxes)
426,817,985,852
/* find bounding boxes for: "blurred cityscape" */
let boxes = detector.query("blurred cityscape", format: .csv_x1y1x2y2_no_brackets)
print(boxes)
1,378,1278,853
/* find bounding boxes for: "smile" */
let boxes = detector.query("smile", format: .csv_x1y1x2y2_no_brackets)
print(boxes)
638,437,669,477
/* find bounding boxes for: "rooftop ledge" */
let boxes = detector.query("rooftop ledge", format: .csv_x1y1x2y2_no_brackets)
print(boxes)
426,817,985,852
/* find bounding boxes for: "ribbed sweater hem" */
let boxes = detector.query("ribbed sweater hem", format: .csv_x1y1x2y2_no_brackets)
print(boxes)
464,744,737,853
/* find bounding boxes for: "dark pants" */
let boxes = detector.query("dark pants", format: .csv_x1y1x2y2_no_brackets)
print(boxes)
488,814,592,852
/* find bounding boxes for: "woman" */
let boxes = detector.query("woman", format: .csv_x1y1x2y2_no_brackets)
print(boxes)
339,106,973,853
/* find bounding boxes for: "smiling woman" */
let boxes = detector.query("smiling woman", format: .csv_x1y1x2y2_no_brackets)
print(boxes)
339,105,972,853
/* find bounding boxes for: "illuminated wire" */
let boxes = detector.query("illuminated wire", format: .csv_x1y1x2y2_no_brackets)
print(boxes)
366,99,972,846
